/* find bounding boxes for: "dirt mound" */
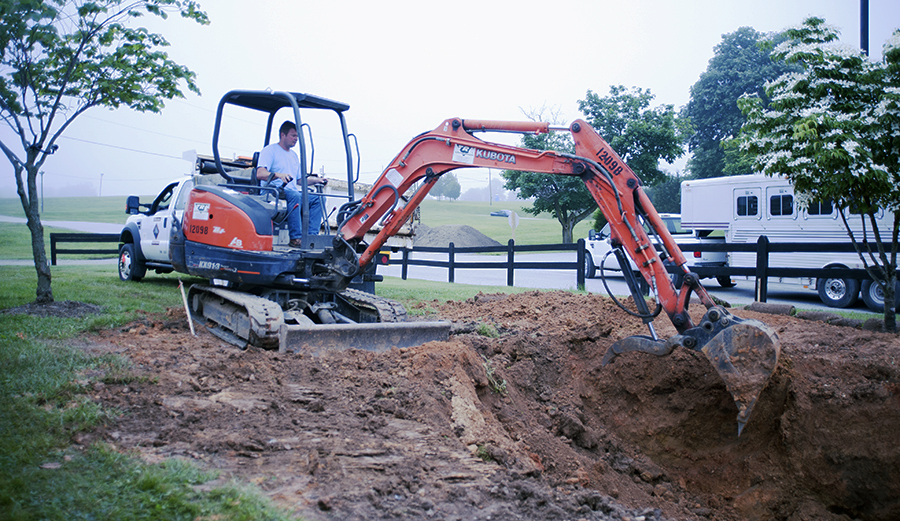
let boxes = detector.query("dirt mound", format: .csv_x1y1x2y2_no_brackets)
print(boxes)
413,223,502,248
81,293,900,520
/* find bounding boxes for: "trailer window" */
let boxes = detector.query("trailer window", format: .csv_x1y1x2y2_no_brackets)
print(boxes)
770,194,794,217
807,198,833,216
737,195,758,217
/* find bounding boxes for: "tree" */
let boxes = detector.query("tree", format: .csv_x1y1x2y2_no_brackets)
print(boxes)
683,28,797,179
432,172,460,200
501,109,594,244
736,17,900,331
0,0,208,304
578,85,690,186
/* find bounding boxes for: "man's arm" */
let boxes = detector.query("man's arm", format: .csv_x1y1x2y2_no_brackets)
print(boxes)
256,166,293,184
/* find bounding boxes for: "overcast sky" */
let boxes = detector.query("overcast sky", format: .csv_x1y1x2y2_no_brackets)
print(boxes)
1,0,898,201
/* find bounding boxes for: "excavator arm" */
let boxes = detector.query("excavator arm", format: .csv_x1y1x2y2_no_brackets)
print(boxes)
337,118,780,434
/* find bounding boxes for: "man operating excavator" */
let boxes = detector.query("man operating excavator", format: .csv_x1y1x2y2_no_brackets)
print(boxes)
255,120,325,247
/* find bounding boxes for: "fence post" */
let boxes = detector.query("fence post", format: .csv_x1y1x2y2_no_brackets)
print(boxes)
576,238,586,290
401,248,409,280
507,239,515,286
448,242,455,283
755,235,770,302
50,233,58,266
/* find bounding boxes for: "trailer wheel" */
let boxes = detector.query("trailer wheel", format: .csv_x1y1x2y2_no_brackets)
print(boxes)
118,243,146,282
584,253,596,279
717,276,736,288
860,279,900,313
816,275,859,308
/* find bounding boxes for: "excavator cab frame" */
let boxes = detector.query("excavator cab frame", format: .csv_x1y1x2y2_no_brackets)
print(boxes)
210,90,358,250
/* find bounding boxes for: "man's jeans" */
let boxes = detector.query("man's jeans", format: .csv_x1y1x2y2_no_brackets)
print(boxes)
283,188,324,240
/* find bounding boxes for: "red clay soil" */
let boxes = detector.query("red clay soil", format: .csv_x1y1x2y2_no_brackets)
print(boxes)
76,291,900,521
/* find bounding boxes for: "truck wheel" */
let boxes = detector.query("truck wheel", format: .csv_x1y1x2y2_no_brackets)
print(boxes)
584,253,596,279
816,275,859,308
118,243,146,282
860,279,900,313
717,276,736,288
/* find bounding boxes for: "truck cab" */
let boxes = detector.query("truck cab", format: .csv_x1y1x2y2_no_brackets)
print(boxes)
118,176,196,281
584,213,731,287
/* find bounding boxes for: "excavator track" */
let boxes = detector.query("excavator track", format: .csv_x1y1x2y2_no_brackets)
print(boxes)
338,287,408,323
188,284,449,355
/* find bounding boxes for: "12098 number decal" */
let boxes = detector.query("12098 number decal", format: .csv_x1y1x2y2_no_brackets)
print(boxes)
596,148,624,176
189,224,209,235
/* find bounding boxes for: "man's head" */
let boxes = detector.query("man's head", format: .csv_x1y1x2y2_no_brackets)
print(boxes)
278,120,298,150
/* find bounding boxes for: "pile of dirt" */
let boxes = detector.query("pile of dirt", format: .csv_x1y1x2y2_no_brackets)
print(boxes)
413,223,503,248
77,293,899,521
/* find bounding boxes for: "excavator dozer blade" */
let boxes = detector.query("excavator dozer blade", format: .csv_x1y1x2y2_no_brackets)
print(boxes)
699,317,780,436
281,321,451,356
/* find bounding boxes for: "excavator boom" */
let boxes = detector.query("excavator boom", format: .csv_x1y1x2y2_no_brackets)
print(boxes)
336,118,780,434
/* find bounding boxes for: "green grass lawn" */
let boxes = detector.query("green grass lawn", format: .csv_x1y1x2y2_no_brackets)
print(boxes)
0,196,133,225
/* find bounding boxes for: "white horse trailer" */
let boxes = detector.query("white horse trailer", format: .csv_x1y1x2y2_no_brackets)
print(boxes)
681,174,896,311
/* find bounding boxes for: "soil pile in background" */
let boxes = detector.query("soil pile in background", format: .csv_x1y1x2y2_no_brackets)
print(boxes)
81,292,900,521
413,223,502,248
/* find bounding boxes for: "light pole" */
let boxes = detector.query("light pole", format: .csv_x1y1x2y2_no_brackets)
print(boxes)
40,171,44,213
99,173,104,197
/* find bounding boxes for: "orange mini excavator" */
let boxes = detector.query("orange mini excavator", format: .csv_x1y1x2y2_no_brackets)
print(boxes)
172,90,779,434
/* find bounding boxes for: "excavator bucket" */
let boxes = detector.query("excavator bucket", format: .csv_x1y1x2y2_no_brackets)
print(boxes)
603,307,780,435
699,317,780,435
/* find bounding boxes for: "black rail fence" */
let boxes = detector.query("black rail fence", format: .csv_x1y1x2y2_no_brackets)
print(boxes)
395,236,887,303
49,233,120,265
50,232,887,303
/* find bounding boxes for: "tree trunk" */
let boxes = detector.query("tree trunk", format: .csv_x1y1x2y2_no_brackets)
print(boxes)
884,272,896,332
15,162,53,304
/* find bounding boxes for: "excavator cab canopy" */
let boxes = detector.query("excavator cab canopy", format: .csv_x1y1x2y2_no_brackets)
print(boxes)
210,89,356,188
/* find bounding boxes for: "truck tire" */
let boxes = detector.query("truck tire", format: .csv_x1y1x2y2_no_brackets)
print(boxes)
717,275,736,288
584,253,596,279
860,279,900,313
816,274,859,308
118,243,146,282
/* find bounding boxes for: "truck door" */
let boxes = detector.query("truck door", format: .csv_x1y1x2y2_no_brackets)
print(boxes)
139,181,181,262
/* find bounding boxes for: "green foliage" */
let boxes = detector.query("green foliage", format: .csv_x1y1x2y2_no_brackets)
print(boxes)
683,27,797,178
432,172,462,200
578,85,690,186
0,0,208,304
736,17,900,330
643,172,683,214
475,322,499,338
480,355,507,395
501,110,595,244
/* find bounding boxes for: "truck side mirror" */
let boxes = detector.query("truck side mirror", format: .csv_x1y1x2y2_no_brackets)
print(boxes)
126,195,140,215
589,229,596,240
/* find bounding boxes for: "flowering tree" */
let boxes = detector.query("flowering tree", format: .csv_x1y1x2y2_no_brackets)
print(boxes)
737,17,900,331
0,0,208,304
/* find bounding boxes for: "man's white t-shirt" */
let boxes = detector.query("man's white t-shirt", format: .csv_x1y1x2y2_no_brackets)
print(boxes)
257,142,300,191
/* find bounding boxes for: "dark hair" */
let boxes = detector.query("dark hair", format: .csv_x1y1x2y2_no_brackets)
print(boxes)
279,120,297,137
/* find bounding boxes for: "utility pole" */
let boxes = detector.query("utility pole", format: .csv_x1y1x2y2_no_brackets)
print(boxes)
860,0,869,55
488,168,492,205
40,171,44,213
99,173,104,197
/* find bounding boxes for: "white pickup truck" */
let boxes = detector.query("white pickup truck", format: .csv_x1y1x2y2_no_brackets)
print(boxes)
117,176,196,281
118,161,418,282
583,213,733,288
